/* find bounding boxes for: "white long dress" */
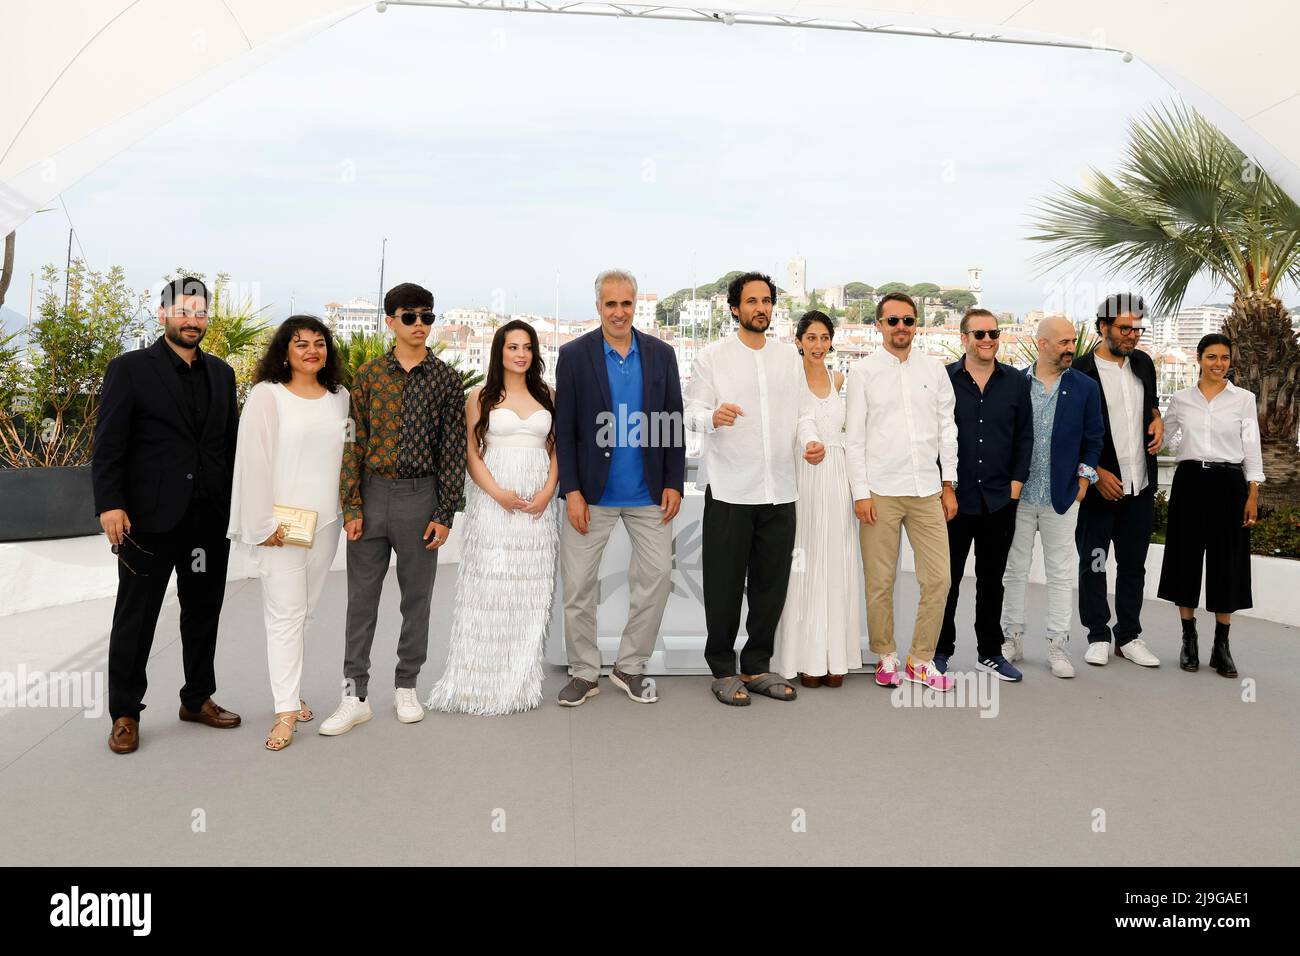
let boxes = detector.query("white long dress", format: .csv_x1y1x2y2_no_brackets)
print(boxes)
426,408,558,716
773,365,863,678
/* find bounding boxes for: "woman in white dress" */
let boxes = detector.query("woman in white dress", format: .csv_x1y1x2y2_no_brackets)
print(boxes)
228,316,350,750
426,320,560,715
774,311,863,687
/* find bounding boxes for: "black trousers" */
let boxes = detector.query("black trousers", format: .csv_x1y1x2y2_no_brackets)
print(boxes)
938,499,1018,659
107,503,231,721
1075,490,1155,646
701,486,797,678
1157,462,1253,613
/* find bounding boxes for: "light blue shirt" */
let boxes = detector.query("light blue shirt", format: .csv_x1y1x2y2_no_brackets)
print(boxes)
1021,373,1059,508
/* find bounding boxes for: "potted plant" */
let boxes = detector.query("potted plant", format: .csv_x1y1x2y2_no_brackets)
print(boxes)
0,261,149,540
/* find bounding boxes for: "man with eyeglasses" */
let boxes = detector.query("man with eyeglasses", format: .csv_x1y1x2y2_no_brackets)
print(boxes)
1071,293,1164,668
326,282,467,735
936,308,1032,681
846,291,958,691
92,277,243,754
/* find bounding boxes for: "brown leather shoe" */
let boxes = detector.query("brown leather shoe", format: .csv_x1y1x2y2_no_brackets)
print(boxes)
823,674,844,688
799,673,823,688
179,698,242,729
108,717,139,754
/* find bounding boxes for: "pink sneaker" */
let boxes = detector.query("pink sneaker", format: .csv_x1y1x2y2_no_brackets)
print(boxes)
874,653,902,687
906,656,956,691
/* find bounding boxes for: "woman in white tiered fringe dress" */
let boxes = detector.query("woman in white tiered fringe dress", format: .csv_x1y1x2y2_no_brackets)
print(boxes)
427,320,559,716
774,311,863,687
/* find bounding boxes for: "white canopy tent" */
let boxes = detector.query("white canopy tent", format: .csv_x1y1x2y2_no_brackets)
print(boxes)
3,0,1300,236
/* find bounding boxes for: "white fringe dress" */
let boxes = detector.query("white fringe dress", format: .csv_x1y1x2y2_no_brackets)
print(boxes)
426,408,558,716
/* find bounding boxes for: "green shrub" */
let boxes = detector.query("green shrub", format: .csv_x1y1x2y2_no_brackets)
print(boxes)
1251,506,1300,559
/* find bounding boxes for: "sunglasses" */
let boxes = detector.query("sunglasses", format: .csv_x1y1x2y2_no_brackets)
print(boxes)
396,310,435,326
111,532,154,576
967,329,1001,340
885,316,916,327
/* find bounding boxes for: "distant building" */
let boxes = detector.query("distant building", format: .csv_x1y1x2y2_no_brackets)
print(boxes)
968,266,983,307
1150,306,1229,351
819,285,846,310
787,256,807,302
325,298,381,339
678,299,710,330
634,294,658,330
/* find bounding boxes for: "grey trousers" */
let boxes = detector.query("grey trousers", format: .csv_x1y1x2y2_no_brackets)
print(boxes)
344,473,439,699
561,504,673,681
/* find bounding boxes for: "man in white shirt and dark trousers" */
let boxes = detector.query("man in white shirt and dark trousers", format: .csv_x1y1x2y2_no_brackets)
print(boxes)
685,272,825,706
1072,294,1165,668
846,292,959,692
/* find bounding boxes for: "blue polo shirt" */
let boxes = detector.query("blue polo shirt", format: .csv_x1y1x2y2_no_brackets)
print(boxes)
598,335,654,507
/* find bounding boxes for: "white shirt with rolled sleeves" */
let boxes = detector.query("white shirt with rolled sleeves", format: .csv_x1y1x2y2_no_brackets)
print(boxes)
684,335,820,505
1162,381,1265,483
1094,353,1148,495
845,346,958,500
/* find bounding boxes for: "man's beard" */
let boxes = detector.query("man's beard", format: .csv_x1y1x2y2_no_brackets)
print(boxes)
740,313,769,333
165,323,205,348
1108,334,1134,356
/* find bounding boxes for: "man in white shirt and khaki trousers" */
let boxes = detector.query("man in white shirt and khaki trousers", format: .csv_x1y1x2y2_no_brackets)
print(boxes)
846,292,959,691
685,272,824,706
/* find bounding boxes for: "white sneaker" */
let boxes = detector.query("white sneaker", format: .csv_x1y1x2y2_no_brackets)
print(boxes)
1046,638,1075,678
1002,630,1024,663
1084,641,1110,666
394,687,425,723
1117,638,1160,667
319,695,372,736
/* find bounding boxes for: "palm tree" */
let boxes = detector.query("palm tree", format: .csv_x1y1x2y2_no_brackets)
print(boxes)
1030,102,1300,506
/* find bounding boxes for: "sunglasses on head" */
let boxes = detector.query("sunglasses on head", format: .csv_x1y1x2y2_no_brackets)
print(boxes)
396,310,435,326
967,329,1001,340
885,316,916,327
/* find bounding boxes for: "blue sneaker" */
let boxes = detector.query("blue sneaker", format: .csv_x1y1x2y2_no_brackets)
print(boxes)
933,653,951,674
976,654,1022,682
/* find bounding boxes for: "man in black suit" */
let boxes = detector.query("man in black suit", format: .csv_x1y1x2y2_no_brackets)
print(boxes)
92,277,242,753
1072,293,1165,669
553,269,685,706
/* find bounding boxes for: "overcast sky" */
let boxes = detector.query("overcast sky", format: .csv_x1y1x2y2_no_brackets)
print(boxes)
8,5,1280,325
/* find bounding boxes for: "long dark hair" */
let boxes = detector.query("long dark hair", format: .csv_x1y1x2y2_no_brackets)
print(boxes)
473,319,555,452
254,315,343,392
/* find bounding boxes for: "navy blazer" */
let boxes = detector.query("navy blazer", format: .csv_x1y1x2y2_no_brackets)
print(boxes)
1024,365,1105,515
1072,347,1159,502
555,327,686,504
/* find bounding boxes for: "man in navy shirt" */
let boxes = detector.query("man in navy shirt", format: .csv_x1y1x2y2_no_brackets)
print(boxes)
938,309,1032,681
554,269,686,706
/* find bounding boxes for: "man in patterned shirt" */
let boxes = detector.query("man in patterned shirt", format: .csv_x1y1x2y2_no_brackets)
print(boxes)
1000,316,1104,678
321,282,468,735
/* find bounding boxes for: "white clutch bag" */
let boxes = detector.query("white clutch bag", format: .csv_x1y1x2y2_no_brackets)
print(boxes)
272,505,318,548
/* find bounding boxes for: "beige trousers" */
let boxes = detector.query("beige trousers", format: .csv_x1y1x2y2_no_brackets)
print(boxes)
858,492,951,662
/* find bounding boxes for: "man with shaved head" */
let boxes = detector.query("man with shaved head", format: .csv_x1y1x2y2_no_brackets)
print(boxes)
1000,315,1104,678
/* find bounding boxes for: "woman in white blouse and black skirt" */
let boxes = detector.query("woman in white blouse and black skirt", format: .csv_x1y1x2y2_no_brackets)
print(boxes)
1157,333,1263,677
228,317,350,749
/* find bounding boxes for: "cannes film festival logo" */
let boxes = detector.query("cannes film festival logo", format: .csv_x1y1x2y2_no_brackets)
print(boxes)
49,886,151,936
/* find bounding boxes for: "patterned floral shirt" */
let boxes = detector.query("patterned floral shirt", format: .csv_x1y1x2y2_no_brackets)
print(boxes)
1021,372,1060,508
340,347,467,527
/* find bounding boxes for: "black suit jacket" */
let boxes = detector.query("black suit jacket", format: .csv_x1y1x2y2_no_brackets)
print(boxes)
1073,346,1159,501
555,327,685,505
92,337,239,533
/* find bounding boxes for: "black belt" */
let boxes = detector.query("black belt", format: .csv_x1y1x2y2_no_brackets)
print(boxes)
1188,460,1243,471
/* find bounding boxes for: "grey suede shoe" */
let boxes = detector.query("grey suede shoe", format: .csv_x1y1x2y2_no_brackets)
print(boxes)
558,677,600,707
610,667,659,703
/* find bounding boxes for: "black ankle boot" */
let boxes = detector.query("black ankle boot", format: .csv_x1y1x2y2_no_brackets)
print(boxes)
1179,618,1199,672
1209,622,1237,678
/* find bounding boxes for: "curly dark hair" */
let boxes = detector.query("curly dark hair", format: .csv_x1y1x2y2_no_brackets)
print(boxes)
726,271,777,311
253,315,343,392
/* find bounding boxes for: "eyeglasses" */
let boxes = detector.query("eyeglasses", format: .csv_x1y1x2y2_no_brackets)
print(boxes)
168,309,208,319
885,316,916,327
1110,323,1145,337
967,329,1001,340
396,311,435,326
111,532,153,576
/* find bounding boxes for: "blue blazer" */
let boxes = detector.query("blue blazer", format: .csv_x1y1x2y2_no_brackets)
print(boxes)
1025,365,1105,515
555,327,686,504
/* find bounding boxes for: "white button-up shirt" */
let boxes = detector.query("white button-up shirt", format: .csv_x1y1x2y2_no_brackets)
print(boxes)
845,346,958,500
1094,353,1148,495
684,335,819,505
1163,381,1265,483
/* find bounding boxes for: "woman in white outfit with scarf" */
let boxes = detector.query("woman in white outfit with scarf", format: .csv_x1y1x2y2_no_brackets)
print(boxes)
228,316,350,750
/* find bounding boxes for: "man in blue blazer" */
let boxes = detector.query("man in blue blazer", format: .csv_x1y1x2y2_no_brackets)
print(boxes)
553,269,686,707
1001,316,1105,679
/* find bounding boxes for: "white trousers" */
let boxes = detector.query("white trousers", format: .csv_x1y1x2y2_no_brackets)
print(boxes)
255,523,340,713
1001,501,1079,641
